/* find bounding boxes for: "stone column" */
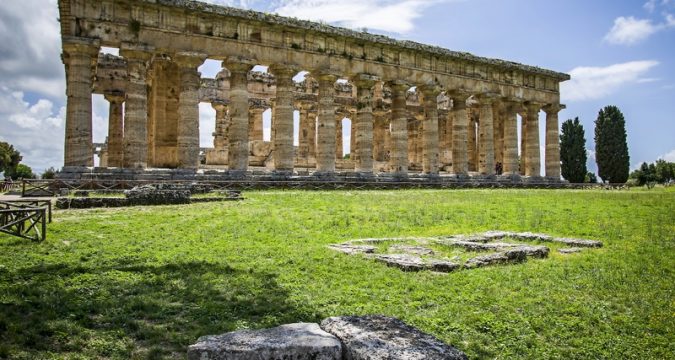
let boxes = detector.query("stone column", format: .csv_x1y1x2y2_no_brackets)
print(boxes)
104,93,125,167
316,72,338,173
269,64,297,172
224,58,255,171
335,114,343,159
419,85,441,175
307,108,317,159
353,74,376,174
543,103,564,179
297,103,310,162
503,101,520,175
477,96,496,175
248,108,265,141
62,39,99,167
519,107,528,175
407,119,417,165
388,81,409,175
349,109,357,164
120,46,153,169
450,94,470,175
467,109,478,172
493,101,505,167
213,102,229,150
373,112,386,162
525,102,541,177
175,52,206,169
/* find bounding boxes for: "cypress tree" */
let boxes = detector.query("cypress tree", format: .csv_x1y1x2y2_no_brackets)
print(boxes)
559,117,587,183
594,106,630,183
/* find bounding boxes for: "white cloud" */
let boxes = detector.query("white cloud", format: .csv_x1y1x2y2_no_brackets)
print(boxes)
272,0,447,33
605,13,675,45
636,77,660,83
659,149,675,162
561,60,659,102
644,0,658,12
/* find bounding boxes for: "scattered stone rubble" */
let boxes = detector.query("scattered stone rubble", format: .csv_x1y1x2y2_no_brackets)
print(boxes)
188,315,467,360
329,231,602,272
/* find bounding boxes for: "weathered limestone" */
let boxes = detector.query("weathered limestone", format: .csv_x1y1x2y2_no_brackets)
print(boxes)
269,65,297,172
502,100,520,175
335,114,344,160
316,72,338,173
525,102,542,177
58,0,570,182
120,45,153,169
353,74,377,174
320,316,468,360
451,94,470,175
224,58,254,171
175,52,207,169
188,323,342,360
63,38,99,167
420,85,441,175
477,95,496,175
104,93,124,167
388,81,409,176
544,104,563,179
205,102,229,165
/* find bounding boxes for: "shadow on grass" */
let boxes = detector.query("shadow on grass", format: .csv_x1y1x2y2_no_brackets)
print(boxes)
0,260,314,359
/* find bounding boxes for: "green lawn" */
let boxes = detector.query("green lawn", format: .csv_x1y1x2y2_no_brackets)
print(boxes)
1,188,674,359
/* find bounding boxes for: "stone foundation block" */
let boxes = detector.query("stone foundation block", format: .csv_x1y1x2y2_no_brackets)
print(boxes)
187,323,342,360
320,315,468,360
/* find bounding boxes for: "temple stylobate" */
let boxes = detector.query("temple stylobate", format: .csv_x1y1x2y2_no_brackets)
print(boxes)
58,0,570,182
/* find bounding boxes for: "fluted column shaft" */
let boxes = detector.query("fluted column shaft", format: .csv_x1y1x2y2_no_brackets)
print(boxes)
451,95,469,175
104,93,124,167
212,102,229,150
388,81,409,175
225,60,254,171
420,86,441,174
121,48,152,169
270,65,296,172
354,75,376,173
468,110,478,172
478,97,495,175
335,114,343,159
503,101,520,175
63,41,98,167
308,110,317,158
520,108,528,174
175,53,206,169
248,108,264,141
373,114,386,162
298,106,310,160
544,104,563,178
525,103,541,176
316,73,338,173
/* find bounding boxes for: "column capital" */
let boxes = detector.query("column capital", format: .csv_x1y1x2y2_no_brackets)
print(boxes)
524,101,543,112
385,79,411,91
268,63,299,77
418,84,442,97
212,101,228,112
475,92,500,105
104,91,125,104
543,103,566,115
62,37,100,58
223,56,256,73
119,43,154,61
315,70,340,82
173,52,207,68
352,73,378,89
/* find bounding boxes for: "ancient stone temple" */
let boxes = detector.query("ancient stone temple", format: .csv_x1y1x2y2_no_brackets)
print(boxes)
57,0,569,182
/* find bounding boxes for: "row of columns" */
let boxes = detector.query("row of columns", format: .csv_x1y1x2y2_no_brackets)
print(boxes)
62,40,561,178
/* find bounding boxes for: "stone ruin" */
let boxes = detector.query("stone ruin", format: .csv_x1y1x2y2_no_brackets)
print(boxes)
188,315,468,359
55,183,242,209
329,231,603,272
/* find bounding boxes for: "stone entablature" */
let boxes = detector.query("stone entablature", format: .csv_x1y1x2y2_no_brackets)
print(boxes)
58,0,569,179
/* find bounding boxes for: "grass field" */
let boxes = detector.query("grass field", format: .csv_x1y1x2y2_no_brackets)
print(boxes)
1,188,674,359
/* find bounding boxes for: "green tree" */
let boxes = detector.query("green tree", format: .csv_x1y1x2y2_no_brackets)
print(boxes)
559,117,587,183
8,164,35,180
585,172,598,183
654,159,674,184
0,141,22,175
41,167,58,179
594,106,630,183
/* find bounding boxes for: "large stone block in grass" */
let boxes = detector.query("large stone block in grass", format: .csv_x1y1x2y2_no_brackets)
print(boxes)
187,323,342,360
320,315,468,360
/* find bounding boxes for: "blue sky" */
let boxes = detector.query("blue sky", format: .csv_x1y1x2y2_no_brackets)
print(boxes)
1,0,673,175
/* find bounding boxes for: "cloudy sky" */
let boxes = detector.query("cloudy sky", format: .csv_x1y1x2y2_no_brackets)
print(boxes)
1,0,674,175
